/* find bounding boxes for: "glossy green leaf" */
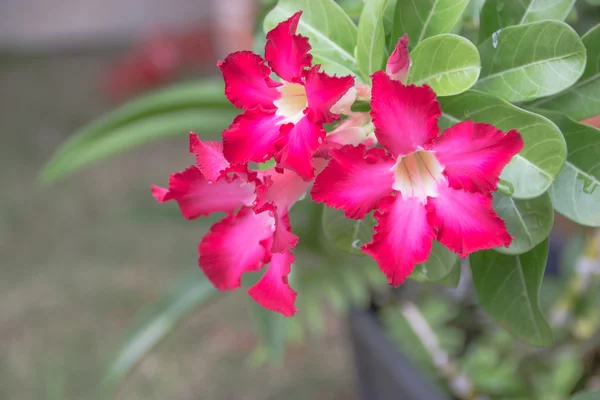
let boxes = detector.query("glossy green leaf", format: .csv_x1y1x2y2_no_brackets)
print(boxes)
474,21,586,102
264,0,360,77
356,0,389,77
470,239,553,346
321,207,375,256
101,272,218,397
493,191,554,255
391,0,470,48
531,24,600,121
438,259,461,288
411,241,459,282
439,90,567,199
383,0,397,44
479,0,577,42
407,34,480,96
534,109,600,226
39,109,236,183
572,391,600,400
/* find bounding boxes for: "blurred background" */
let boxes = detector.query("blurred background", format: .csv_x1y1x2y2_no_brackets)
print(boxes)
0,0,356,399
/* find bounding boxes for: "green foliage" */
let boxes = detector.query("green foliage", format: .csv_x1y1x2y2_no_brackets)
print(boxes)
531,24,600,121
101,272,218,398
411,241,460,283
479,0,577,42
39,79,234,183
492,191,554,255
534,109,600,227
263,0,361,77
439,90,567,199
572,390,600,400
470,239,553,346
407,34,481,96
474,21,587,102
391,0,470,48
321,207,375,256
356,0,389,78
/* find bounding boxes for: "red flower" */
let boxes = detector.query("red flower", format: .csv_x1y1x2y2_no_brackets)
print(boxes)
152,133,313,316
311,72,524,286
218,11,354,180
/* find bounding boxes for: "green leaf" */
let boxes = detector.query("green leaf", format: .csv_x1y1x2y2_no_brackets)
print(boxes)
533,109,600,226
391,0,470,48
411,241,459,282
263,0,360,77
479,0,577,42
470,239,553,346
474,21,587,102
530,24,600,121
356,0,389,77
439,90,567,199
321,207,375,256
39,109,237,183
572,391,600,400
101,272,218,397
39,79,232,184
438,259,461,288
493,191,554,255
407,34,480,96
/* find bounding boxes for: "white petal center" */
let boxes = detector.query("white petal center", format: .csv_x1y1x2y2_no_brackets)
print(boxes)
391,149,445,202
274,82,307,125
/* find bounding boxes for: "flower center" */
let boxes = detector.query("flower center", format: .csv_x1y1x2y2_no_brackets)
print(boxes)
391,150,445,202
273,82,307,125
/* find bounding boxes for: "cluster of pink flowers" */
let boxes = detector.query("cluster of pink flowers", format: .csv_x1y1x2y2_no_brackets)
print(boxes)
152,12,524,316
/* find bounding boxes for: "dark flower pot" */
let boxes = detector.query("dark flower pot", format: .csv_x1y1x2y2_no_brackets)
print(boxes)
348,309,449,400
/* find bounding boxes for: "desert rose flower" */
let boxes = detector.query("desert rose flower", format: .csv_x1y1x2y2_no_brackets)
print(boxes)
218,11,354,180
311,72,524,286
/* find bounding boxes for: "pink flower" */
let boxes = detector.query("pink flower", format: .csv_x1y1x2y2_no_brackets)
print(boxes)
152,133,312,316
218,11,354,180
311,72,524,286
386,34,410,83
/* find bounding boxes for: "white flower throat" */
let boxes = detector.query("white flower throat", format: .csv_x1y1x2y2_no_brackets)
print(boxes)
391,149,445,202
274,82,308,125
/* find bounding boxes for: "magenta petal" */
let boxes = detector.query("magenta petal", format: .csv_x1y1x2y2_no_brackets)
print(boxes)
427,184,512,257
426,121,524,193
248,250,297,316
271,209,299,253
370,71,441,156
223,110,283,165
259,167,312,211
265,11,313,83
311,145,395,219
199,208,275,291
188,132,231,182
275,116,325,180
362,195,435,286
386,34,410,83
304,66,355,123
218,51,280,110
154,166,255,219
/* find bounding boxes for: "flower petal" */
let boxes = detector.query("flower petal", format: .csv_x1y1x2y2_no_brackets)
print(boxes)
248,250,297,316
265,11,312,83
275,116,325,180
199,208,274,291
311,145,395,219
386,34,410,83
370,71,441,156
218,50,281,110
152,166,255,219
259,167,312,210
427,184,512,257
188,132,230,182
362,195,435,286
426,121,524,193
304,66,355,123
223,110,282,165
